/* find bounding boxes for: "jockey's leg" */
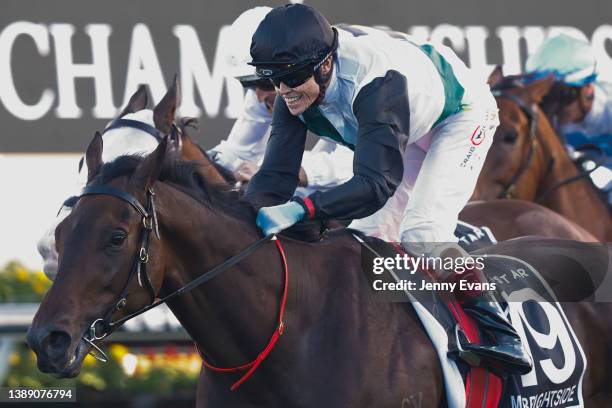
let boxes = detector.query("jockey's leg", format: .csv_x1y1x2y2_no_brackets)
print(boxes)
399,105,532,374
399,105,496,249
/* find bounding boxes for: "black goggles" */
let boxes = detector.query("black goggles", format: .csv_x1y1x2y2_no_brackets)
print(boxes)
268,64,316,88
239,78,275,91
255,56,327,88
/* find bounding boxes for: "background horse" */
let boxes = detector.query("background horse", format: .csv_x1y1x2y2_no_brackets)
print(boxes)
473,68,611,241
460,199,595,242
36,77,230,281
26,126,612,406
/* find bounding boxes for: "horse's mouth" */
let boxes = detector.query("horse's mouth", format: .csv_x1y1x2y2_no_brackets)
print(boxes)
53,339,91,378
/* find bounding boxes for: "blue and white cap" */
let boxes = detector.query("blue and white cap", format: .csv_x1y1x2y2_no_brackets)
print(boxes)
525,33,598,87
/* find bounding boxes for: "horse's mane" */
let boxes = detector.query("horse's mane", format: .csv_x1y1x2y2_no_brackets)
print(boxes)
89,155,255,222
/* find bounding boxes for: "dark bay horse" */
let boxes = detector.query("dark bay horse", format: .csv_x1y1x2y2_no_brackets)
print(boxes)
474,68,611,241
27,136,444,407
27,130,612,406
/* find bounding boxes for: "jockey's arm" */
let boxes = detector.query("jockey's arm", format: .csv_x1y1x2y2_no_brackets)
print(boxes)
300,139,353,189
296,71,409,220
244,96,307,208
208,89,272,172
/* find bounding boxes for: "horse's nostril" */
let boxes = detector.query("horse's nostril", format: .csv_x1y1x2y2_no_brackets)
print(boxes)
44,330,72,356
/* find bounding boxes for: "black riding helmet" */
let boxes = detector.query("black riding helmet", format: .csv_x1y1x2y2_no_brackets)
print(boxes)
249,4,338,81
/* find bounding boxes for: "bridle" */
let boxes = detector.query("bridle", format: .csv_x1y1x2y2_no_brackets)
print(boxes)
491,89,555,200
78,185,158,359
74,181,286,390
64,119,287,390
493,89,604,203
76,117,180,175
103,118,166,142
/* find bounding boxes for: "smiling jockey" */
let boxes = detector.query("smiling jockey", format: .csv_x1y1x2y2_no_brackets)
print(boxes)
207,6,353,196
525,33,612,202
244,4,532,374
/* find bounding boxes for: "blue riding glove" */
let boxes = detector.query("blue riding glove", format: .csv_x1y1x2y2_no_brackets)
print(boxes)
256,201,306,236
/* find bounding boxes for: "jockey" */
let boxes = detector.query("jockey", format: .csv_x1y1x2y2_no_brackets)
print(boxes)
207,6,353,196
244,4,532,374
525,33,611,201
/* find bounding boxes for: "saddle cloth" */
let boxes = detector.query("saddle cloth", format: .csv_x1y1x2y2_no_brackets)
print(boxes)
356,232,587,408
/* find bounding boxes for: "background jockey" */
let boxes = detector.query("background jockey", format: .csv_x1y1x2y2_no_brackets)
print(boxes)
525,33,611,203
207,7,354,196
244,4,532,375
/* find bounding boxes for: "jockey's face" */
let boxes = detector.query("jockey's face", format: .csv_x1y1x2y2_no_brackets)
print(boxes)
557,83,595,125
277,76,320,116
276,56,333,116
255,86,277,112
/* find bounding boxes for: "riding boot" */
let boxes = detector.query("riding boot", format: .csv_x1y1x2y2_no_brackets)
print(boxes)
453,291,533,375
425,243,533,375
402,242,533,375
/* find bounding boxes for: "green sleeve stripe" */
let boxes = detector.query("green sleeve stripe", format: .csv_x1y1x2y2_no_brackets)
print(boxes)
417,44,466,128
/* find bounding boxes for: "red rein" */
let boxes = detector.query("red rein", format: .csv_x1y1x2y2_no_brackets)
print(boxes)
196,238,289,391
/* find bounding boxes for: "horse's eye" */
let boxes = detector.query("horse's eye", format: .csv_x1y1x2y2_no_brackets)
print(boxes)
503,131,518,144
109,230,127,247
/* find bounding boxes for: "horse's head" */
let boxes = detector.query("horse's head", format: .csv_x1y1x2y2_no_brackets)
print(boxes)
473,66,555,200
27,128,171,378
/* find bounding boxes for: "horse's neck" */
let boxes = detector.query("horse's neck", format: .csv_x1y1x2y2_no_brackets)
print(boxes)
155,184,285,365
534,116,610,240
175,135,233,189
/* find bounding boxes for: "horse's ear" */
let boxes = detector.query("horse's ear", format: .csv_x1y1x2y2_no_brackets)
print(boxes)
119,85,148,117
487,65,504,86
524,75,555,104
86,132,103,183
130,136,168,192
153,74,180,134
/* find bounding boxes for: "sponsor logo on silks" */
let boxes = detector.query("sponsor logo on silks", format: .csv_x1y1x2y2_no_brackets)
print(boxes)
460,146,477,168
471,125,485,146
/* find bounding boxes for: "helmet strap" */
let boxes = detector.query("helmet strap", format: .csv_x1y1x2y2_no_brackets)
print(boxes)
313,54,335,105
